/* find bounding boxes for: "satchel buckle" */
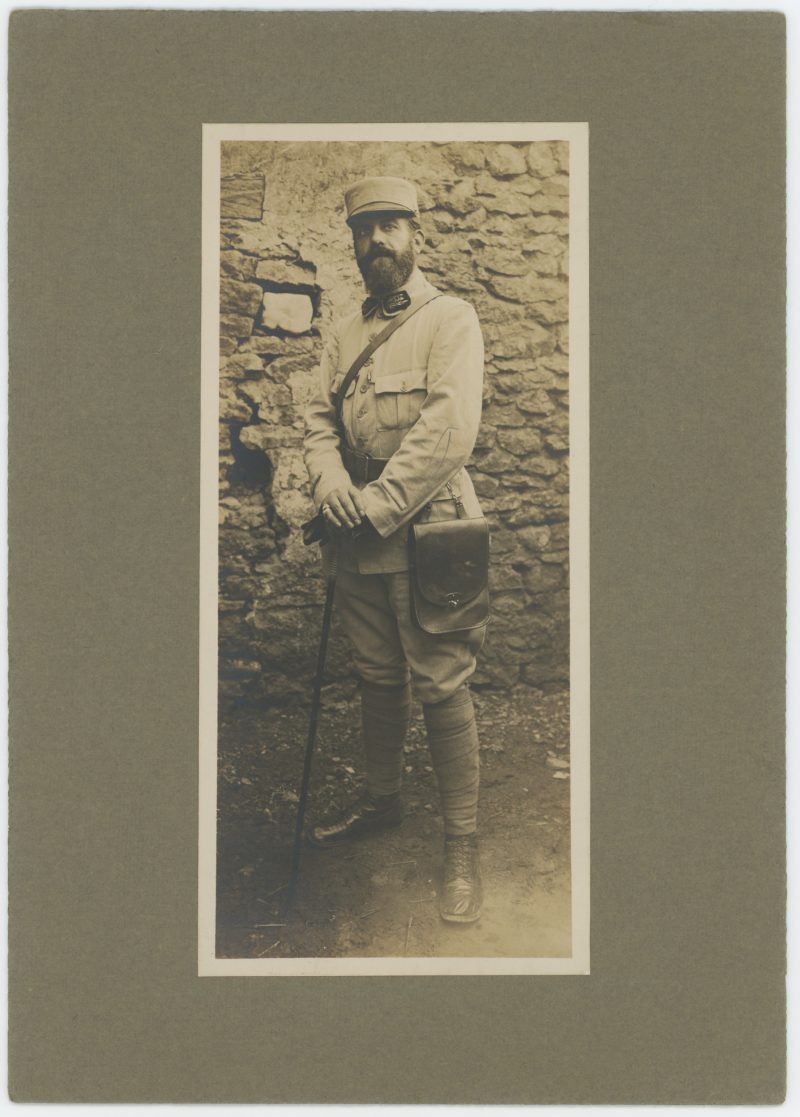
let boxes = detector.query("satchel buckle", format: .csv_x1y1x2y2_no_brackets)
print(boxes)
446,594,460,609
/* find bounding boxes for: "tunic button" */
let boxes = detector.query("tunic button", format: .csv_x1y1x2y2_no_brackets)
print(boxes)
360,383,368,393
358,406,367,417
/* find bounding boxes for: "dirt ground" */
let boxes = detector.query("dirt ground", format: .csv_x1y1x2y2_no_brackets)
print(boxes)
216,686,571,959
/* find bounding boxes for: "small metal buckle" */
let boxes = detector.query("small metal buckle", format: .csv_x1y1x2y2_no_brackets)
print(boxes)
446,594,460,609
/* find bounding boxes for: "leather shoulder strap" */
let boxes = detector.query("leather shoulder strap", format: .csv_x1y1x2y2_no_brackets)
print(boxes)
333,290,441,424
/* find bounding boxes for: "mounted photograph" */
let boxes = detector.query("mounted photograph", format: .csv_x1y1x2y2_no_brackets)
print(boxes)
199,123,589,975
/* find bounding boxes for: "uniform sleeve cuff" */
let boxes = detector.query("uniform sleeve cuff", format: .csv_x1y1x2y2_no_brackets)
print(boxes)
360,484,402,539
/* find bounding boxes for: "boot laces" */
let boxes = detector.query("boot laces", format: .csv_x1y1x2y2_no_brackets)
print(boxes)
445,837,476,881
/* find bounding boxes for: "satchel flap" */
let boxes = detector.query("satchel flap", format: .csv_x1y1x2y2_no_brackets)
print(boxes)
373,368,427,395
411,518,489,608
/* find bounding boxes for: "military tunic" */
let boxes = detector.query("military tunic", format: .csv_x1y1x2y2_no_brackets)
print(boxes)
303,267,487,703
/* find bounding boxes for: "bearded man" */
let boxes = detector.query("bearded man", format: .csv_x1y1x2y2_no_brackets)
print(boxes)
303,176,488,922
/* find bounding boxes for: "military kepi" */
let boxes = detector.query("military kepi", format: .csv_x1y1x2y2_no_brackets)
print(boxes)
344,176,418,227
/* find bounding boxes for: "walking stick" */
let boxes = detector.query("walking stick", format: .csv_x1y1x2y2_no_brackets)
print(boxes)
284,535,339,916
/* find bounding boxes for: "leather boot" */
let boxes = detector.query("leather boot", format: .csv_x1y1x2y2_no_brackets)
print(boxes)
440,833,483,923
307,792,403,848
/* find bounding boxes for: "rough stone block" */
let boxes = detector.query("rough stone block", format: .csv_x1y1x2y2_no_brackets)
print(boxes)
507,174,551,198
471,472,499,499
221,251,258,281
496,427,543,456
239,333,317,358
444,142,487,173
542,351,570,376
488,529,525,557
220,314,254,340
517,389,555,416
219,391,253,423
490,566,525,591
220,354,264,381
527,191,569,216
481,402,527,428
551,141,569,173
482,189,531,217
255,259,317,285
221,173,265,220
224,223,298,260
522,562,564,592
486,143,528,177
528,276,568,302
505,503,547,527
543,173,569,196
545,434,569,454
225,493,269,531
530,299,569,326
485,273,567,307
431,210,457,234
440,180,482,216
518,526,551,552
527,252,562,277
525,455,561,478
525,233,565,256
479,247,530,277
459,206,489,232
474,172,499,197
540,550,569,565
483,318,555,361
474,448,519,474
494,368,555,395
261,291,314,334
220,278,263,318
525,143,559,179
526,214,569,235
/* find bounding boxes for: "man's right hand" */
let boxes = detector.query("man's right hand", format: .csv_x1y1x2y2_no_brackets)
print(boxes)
320,484,366,530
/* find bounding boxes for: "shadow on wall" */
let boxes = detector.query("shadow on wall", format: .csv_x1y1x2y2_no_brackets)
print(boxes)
218,140,570,706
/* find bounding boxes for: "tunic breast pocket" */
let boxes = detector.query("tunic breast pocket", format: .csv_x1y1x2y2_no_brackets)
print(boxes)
374,368,427,431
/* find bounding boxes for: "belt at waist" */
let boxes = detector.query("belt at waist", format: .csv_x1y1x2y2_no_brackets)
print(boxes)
341,445,390,483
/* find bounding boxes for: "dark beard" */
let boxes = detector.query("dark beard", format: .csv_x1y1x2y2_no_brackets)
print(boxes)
358,242,416,296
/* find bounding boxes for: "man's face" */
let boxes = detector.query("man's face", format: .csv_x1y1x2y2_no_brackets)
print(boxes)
352,215,421,296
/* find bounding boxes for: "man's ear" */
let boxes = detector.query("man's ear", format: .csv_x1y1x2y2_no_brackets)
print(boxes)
412,226,425,253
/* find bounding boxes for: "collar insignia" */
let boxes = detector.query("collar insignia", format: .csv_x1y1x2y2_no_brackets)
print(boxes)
361,290,412,319
382,290,411,316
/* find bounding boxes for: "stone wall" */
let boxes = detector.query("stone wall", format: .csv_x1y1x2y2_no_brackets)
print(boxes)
218,140,569,704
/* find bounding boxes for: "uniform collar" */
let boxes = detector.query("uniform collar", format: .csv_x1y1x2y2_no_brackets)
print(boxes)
361,268,435,319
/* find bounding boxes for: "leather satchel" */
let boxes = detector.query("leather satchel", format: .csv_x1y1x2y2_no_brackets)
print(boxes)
409,514,490,635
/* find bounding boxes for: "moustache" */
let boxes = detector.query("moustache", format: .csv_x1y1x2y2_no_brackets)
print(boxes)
365,249,395,264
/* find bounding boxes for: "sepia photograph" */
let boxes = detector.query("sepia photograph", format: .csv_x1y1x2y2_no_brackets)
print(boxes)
7,5,786,1100
199,123,589,975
